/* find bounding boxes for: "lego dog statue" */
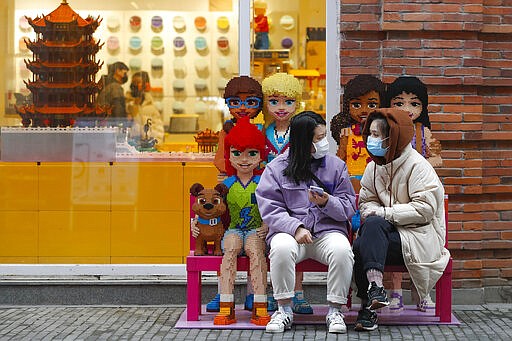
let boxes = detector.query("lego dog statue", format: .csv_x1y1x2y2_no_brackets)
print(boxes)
190,182,228,256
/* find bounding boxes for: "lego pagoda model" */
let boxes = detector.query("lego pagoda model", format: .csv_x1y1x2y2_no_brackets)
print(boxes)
16,0,107,127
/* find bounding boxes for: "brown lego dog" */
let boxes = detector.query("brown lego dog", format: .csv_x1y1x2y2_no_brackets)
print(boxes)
190,182,228,256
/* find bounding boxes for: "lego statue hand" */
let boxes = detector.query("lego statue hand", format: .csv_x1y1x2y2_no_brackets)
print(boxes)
190,216,200,238
256,223,269,239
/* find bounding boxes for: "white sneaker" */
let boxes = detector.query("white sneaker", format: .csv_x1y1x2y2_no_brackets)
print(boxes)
326,310,347,333
265,310,293,333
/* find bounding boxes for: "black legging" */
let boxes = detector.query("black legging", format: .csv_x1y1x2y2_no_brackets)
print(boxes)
353,215,405,301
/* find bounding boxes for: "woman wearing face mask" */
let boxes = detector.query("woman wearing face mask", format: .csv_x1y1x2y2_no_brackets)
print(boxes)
255,111,356,334
125,71,164,144
353,108,450,332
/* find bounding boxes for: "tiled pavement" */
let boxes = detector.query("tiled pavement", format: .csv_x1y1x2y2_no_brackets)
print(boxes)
0,304,510,340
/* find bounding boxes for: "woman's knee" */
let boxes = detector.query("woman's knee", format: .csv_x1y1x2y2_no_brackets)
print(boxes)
269,233,297,262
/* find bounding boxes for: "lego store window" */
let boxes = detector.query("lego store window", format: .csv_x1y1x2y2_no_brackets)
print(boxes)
250,0,326,117
1,0,238,156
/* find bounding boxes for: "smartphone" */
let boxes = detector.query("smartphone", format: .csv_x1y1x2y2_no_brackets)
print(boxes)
309,185,324,196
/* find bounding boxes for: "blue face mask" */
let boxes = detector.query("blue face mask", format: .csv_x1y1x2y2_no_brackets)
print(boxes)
366,136,388,157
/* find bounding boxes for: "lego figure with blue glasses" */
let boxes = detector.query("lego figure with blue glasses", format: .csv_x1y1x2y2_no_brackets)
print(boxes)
214,76,264,175
213,117,270,326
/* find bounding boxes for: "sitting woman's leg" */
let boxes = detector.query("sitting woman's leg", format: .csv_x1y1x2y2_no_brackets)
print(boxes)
244,233,270,325
266,232,301,333
214,232,243,325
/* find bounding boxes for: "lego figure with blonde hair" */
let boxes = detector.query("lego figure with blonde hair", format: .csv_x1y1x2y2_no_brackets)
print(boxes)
261,72,313,315
213,117,270,326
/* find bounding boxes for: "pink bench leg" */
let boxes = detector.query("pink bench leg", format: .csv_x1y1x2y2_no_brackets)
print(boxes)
187,269,201,321
435,258,452,322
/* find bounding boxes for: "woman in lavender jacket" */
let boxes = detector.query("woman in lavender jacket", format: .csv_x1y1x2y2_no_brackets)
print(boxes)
255,111,356,334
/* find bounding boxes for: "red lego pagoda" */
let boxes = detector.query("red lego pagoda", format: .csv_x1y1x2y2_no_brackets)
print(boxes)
16,0,107,127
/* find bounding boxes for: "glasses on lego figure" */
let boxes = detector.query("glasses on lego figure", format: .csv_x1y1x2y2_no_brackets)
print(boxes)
225,96,261,109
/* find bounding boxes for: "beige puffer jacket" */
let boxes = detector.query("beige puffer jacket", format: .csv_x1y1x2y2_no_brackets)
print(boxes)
359,144,450,301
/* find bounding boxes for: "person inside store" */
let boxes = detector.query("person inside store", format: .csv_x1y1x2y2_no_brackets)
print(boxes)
97,61,130,127
261,72,313,314
125,71,164,144
352,108,450,332
255,111,356,334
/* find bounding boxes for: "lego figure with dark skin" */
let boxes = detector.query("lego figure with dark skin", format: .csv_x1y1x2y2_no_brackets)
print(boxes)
382,76,442,312
214,76,264,175
213,117,270,326
330,75,386,193
261,72,313,314
253,0,270,50
97,61,130,125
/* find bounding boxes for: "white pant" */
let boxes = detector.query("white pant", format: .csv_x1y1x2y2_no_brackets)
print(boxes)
269,232,354,304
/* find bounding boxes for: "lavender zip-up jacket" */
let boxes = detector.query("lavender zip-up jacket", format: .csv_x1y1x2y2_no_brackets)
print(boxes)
255,150,356,246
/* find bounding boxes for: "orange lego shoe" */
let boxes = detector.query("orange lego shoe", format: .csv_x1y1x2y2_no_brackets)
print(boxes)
213,302,236,325
250,302,271,326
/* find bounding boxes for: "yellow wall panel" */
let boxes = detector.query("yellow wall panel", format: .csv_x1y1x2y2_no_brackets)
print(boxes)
39,211,110,258
0,211,38,257
38,257,110,264
0,257,38,263
39,162,111,211
111,257,183,264
0,162,38,211
112,163,183,211
111,211,183,258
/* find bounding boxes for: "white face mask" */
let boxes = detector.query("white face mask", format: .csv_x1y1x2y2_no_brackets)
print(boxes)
312,137,329,159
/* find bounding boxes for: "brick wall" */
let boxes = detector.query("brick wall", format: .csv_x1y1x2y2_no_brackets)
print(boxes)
340,0,512,290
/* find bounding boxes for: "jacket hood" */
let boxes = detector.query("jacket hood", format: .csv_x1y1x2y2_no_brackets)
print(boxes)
362,108,414,165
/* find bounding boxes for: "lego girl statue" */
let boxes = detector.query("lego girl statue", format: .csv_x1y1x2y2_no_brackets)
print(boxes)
386,76,442,168
262,72,302,163
384,76,442,312
330,75,386,192
213,117,270,326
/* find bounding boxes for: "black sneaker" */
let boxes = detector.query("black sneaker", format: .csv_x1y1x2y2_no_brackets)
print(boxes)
354,308,378,331
367,281,389,310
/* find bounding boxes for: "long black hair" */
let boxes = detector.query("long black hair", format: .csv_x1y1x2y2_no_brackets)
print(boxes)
283,111,326,184
385,76,430,129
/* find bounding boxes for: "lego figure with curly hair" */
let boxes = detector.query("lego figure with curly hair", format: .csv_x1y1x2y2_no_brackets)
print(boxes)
214,76,264,174
386,76,442,168
330,75,386,192
213,117,270,326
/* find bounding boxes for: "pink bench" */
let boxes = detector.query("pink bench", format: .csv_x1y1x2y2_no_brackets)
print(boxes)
186,195,452,322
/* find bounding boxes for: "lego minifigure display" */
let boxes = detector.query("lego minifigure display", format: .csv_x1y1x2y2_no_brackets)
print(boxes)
213,117,270,326
253,0,270,50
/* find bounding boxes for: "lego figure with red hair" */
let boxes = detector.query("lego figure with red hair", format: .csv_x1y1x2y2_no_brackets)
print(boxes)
213,117,270,326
